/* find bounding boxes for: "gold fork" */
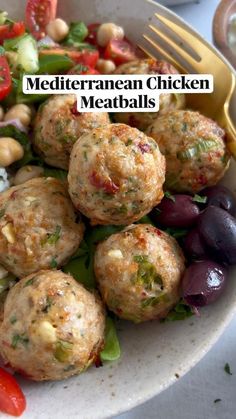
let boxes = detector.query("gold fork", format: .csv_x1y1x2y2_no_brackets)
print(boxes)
139,12,236,158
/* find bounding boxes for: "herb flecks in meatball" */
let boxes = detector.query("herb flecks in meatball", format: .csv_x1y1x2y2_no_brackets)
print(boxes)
0,270,105,381
33,94,110,170
146,110,230,193
94,224,185,322
68,123,166,225
0,177,84,277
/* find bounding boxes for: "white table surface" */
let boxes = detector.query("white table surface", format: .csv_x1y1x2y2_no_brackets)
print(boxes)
117,1,236,418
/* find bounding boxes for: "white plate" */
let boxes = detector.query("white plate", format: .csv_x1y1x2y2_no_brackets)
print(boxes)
2,0,236,418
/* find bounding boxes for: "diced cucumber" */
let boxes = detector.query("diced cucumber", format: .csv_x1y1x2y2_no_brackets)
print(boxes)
17,35,39,73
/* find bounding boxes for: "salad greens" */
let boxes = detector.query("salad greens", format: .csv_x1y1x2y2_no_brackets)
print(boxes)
63,225,123,289
165,299,194,321
100,317,121,362
37,54,74,74
64,21,89,48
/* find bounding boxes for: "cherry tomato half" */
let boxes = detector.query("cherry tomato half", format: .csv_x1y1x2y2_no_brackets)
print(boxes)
25,0,58,40
104,39,137,65
0,51,12,101
0,22,25,44
0,367,26,417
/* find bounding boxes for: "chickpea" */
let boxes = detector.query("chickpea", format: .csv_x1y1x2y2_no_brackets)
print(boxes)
0,106,4,122
4,104,32,127
96,59,116,74
13,165,44,186
0,138,24,167
46,18,69,42
97,23,124,47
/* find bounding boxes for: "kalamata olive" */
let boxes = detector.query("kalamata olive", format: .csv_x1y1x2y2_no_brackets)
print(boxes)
198,206,236,265
151,194,200,228
183,228,208,260
182,260,228,307
201,185,236,216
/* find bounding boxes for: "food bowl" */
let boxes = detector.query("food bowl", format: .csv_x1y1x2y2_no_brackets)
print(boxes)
2,0,236,418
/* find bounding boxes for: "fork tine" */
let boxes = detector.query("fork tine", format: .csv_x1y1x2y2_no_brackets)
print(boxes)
149,23,199,71
141,35,188,73
155,14,215,58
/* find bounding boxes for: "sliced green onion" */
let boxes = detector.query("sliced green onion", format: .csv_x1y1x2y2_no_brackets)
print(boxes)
177,138,218,161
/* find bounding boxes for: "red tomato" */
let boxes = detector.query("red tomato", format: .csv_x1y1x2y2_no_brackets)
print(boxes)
25,0,58,40
0,367,26,417
0,22,25,44
104,39,137,65
85,23,100,46
39,48,99,67
0,53,12,101
76,49,99,68
68,64,99,75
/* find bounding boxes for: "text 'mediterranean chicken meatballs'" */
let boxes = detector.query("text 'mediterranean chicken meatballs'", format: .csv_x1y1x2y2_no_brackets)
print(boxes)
113,58,185,131
94,224,185,322
68,123,166,225
146,110,230,193
33,94,110,170
0,270,105,381
0,177,84,278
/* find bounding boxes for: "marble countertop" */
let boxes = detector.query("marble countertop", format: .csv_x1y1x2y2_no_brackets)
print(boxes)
117,1,236,418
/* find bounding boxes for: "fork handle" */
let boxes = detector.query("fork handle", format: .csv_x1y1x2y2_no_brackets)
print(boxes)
220,110,236,159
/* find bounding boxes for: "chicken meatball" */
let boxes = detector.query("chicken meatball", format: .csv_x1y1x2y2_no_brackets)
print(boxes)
94,224,185,322
113,59,185,131
33,94,110,169
0,270,105,381
68,123,166,225
146,110,230,193
0,177,84,278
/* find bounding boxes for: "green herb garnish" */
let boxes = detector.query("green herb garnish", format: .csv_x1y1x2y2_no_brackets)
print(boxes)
50,257,58,269
11,333,29,349
100,317,121,362
133,255,163,290
192,194,207,204
23,278,35,287
224,363,232,375
164,191,175,202
43,225,61,246
165,299,194,321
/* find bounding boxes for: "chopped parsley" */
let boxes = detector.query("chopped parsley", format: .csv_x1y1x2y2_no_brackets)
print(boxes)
23,277,35,287
165,227,188,239
164,299,194,321
45,225,61,245
50,257,58,269
164,191,175,202
11,333,29,349
224,363,232,375
192,194,207,204
126,138,133,146
141,293,169,308
133,255,163,290
10,315,17,325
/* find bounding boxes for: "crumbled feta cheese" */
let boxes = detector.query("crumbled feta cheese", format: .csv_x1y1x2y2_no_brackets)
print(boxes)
37,321,57,343
2,223,16,244
107,249,123,259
